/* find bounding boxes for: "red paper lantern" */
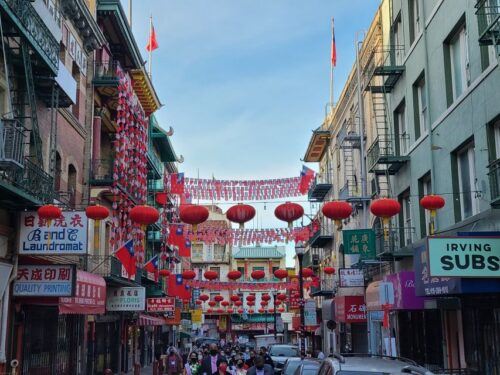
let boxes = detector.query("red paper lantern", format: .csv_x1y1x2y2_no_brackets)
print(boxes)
130,205,159,226
227,270,242,280
324,267,336,275
208,301,217,307
182,270,196,280
251,270,265,280
159,269,170,277
38,204,62,223
260,301,268,307
204,270,218,280
274,202,304,228
199,294,209,302
247,301,255,306
179,204,209,232
268,308,274,313
217,308,224,314
85,205,109,220
237,308,244,314
322,201,353,229
234,301,243,307
207,308,213,313
277,294,287,301
261,294,271,302
273,269,288,280
258,308,265,313
195,300,203,305
278,307,285,313
248,309,254,314
155,192,168,206
230,295,240,302
246,295,256,302
214,295,224,302
420,195,445,213
227,308,234,314
301,268,314,278
221,301,230,307
226,204,256,229
371,198,401,240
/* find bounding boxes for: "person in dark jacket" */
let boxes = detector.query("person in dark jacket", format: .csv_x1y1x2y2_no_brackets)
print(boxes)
259,347,274,367
200,344,226,375
246,356,274,375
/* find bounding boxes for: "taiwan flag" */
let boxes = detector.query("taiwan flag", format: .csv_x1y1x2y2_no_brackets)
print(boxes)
299,165,315,194
144,255,159,281
170,173,185,195
168,273,191,300
114,240,136,278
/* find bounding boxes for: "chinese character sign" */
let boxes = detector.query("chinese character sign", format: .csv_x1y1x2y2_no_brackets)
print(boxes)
13,265,75,297
304,299,317,327
339,268,365,287
19,211,88,255
106,287,146,311
343,229,375,260
147,297,175,313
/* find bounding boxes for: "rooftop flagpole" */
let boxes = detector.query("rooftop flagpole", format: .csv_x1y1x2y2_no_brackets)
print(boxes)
329,17,336,114
148,15,153,77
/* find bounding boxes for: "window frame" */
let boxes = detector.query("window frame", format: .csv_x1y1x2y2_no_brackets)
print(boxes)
456,144,479,219
449,25,468,100
417,78,427,135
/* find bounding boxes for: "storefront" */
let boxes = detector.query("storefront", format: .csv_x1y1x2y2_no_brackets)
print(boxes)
365,280,392,356
334,295,367,353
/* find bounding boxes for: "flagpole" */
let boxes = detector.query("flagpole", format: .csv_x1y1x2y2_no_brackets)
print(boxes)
148,15,153,77
128,0,132,27
329,17,335,114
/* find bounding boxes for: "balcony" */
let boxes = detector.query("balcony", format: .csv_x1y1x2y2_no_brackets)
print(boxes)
90,158,114,186
0,119,25,169
93,60,120,89
476,0,500,46
364,45,405,94
310,278,336,297
488,158,500,207
0,0,59,74
367,135,410,174
32,0,62,42
338,181,371,204
374,227,415,259
148,179,165,192
147,148,163,180
308,227,334,248
308,175,332,202
88,255,142,285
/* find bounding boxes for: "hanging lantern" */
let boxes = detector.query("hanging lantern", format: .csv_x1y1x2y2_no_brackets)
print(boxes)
258,308,265,313
301,267,314,278
234,301,243,307
155,192,168,206
159,269,170,278
226,203,256,229
38,204,62,226
247,301,255,306
268,308,274,313
130,205,160,226
370,198,401,240
214,295,224,302
204,270,218,280
322,201,353,230
324,267,335,275
179,204,209,233
273,269,288,280
260,301,268,307
85,205,109,220
227,270,242,281
248,309,254,314
230,295,240,302
278,307,285,313
195,300,203,305
227,308,234,314
221,301,230,307
237,308,244,314
420,194,445,235
199,294,209,302
246,295,256,302
251,270,265,280
207,308,213,313
274,202,304,228
261,294,271,302
208,301,217,307
277,294,287,301
217,308,224,314
182,270,196,280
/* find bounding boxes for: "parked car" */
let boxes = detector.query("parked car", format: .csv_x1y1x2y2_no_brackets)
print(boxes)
318,354,434,375
269,345,301,374
284,359,320,375
194,337,219,347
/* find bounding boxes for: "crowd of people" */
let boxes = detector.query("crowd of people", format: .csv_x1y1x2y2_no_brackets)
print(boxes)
159,342,275,375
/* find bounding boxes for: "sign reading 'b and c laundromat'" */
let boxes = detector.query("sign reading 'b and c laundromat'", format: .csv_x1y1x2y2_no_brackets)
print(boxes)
428,237,500,278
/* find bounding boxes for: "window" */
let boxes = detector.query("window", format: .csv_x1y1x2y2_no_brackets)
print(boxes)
449,25,468,100
191,243,203,261
418,173,432,237
454,142,479,220
413,74,427,139
394,100,408,155
494,120,500,160
237,267,245,278
213,244,225,261
209,266,220,277
67,164,77,207
409,0,421,44
393,14,404,65
399,190,413,247
71,63,80,119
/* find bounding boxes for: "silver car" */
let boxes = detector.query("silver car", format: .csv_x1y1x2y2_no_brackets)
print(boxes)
318,354,434,375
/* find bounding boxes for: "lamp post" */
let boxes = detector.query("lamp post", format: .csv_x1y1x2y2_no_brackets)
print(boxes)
295,243,306,356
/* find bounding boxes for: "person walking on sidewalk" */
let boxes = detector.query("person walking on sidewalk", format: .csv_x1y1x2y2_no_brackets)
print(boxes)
166,348,184,375
185,352,201,375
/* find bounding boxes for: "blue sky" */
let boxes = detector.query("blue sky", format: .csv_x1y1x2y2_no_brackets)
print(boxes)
125,0,381,265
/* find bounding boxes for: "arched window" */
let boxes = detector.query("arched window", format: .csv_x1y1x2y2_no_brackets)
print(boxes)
68,164,77,206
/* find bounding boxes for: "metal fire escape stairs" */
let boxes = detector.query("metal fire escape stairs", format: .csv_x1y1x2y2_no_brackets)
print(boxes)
476,0,500,55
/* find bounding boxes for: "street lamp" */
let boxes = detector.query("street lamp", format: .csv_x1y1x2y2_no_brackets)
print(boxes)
295,242,306,356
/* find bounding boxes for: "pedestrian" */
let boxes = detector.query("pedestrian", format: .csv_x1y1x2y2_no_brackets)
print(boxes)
166,348,184,375
244,350,256,368
258,347,273,367
246,356,274,375
234,358,247,375
185,352,201,375
200,343,226,375
213,358,231,375
317,350,325,360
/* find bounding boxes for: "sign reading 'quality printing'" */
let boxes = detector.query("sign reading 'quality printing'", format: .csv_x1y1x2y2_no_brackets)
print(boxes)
428,237,500,278
106,287,145,311
19,211,88,255
13,265,75,297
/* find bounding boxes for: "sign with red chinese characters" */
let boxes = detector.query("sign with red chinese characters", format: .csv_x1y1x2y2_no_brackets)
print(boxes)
147,297,175,314
335,296,367,323
59,270,106,314
288,276,300,310
19,211,88,255
13,265,76,297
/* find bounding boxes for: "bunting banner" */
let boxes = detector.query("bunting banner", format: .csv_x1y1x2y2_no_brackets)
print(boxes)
187,280,297,291
169,174,315,200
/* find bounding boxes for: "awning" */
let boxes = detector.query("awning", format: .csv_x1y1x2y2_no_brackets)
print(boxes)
59,270,106,314
139,314,165,326
365,281,393,311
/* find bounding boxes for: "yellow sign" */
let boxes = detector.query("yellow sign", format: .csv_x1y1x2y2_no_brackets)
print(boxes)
191,309,202,324
219,316,227,332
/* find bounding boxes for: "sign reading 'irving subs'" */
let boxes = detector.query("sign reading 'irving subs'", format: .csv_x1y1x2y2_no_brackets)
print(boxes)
428,237,500,277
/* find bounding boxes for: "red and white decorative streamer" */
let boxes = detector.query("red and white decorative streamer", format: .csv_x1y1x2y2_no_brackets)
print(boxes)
187,280,297,291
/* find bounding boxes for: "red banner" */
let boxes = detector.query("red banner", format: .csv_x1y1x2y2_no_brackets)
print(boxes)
147,297,175,313
59,270,106,315
335,296,367,323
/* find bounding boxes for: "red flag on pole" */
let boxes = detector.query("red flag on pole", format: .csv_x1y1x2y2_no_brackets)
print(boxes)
146,24,159,52
331,19,337,67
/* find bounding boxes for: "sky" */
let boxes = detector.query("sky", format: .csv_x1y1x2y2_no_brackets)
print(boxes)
124,0,381,265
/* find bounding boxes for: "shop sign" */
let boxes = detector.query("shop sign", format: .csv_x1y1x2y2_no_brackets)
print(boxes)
428,237,500,277
335,296,367,323
219,315,227,331
280,312,294,324
19,211,88,255
147,297,175,314
106,287,145,311
343,229,376,259
232,323,268,331
339,268,365,287
384,271,425,310
13,265,75,297
288,275,300,309
304,299,317,326
191,309,203,324
165,308,181,325
59,270,106,314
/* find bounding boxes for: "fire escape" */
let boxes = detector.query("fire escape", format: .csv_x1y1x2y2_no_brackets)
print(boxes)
476,0,500,54
363,14,407,198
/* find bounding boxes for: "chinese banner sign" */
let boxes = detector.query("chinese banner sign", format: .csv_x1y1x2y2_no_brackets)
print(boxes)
14,265,76,297
147,297,175,316
343,229,376,260
19,211,88,255
59,270,106,314
335,296,367,323
106,287,146,311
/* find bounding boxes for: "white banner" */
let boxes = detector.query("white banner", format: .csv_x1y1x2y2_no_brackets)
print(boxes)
304,299,317,327
106,287,146,311
339,268,365,288
13,265,75,296
19,211,88,255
